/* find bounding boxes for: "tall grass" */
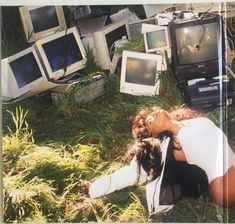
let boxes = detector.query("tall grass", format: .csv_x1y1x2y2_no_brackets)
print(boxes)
3,82,235,222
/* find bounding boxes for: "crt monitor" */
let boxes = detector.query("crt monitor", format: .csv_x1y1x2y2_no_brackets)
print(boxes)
19,5,66,43
120,50,163,96
142,25,171,53
1,47,54,100
34,26,87,81
92,20,131,70
169,15,224,82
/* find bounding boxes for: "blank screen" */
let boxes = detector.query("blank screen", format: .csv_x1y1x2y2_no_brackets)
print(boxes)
42,33,83,72
125,57,157,86
146,29,167,50
30,6,59,33
175,22,220,64
105,25,128,57
9,52,42,88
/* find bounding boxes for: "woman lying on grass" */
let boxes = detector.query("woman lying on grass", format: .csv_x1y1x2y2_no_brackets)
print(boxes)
132,106,235,206
89,119,209,209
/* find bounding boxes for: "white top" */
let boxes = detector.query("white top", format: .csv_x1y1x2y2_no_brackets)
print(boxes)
89,137,171,215
177,117,235,183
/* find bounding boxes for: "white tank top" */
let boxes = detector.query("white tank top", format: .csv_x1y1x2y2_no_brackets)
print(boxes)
177,117,235,183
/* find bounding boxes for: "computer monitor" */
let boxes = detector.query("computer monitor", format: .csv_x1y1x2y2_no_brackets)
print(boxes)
92,20,131,70
34,26,87,81
120,50,163,96
142,25,171,53
1,47,56,100
169,15,224,82
19,5,66,43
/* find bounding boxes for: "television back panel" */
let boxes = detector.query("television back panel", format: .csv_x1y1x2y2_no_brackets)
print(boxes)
93,20,131,70
19,6,66,43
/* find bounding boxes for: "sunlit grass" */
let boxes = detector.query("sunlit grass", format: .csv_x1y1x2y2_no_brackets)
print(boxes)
2,74,235,222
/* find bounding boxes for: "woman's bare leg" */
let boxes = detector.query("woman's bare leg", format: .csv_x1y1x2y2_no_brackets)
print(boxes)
209,165,235,206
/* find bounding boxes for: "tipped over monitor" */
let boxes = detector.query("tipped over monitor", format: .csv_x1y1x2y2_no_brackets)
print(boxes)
120,51,163,96
19,6,66,43
1,47,56,101
34,26,87,81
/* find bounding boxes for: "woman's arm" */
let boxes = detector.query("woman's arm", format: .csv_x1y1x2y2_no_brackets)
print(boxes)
89,156,148,198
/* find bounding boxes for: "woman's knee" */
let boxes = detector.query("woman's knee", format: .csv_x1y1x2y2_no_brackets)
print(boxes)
209,166,235,206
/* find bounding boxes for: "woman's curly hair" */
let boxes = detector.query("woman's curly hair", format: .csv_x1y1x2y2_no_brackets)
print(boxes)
125,137,163,182
132,106,199,140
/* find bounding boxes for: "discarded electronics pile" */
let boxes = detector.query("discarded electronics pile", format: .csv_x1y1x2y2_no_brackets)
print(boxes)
1,4,235,111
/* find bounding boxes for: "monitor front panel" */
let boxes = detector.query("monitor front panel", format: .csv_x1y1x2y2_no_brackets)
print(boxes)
29,6,59,33
42,33,83,72
9,52,42,88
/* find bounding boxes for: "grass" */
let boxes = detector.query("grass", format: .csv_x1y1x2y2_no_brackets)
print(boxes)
2,27,235,223
2,79,235,222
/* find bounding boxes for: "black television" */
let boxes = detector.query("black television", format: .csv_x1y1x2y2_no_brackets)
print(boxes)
169,15,224,83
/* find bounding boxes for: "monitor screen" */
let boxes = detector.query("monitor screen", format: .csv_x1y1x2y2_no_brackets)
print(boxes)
42,33,83,72
9,52,42,88
175,22,220,65
146,29,167,50
105,25,128,55
125,57,157,86
29,6,59,33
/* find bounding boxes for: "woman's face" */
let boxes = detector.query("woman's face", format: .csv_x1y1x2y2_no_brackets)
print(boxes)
145,109,171,135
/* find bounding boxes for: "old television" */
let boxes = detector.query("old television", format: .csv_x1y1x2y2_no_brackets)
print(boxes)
19,5,66,43
142,25,171,53
1,47,56,100
34,26,87,81
120,50,163,96
169,15,224,82
92,20,131,70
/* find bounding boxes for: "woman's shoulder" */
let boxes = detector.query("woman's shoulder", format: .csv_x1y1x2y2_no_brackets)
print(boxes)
182,117,215,126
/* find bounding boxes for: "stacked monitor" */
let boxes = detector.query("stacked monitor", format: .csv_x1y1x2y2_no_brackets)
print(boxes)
19,6,66,43
119,22,170,96
34,27,87,81
142,25,171,53
2,6,87,102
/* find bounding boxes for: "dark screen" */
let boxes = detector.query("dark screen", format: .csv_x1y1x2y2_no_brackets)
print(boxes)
105,25,128,56
30,6,59,33
175,22,220,65
42,33,83,72
9,52,42,88
125,57,157,86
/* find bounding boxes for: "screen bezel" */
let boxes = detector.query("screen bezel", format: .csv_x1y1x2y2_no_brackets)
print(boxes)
35,26,87,80
120,50,163,96
19,6,66,43
4,47,47,99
